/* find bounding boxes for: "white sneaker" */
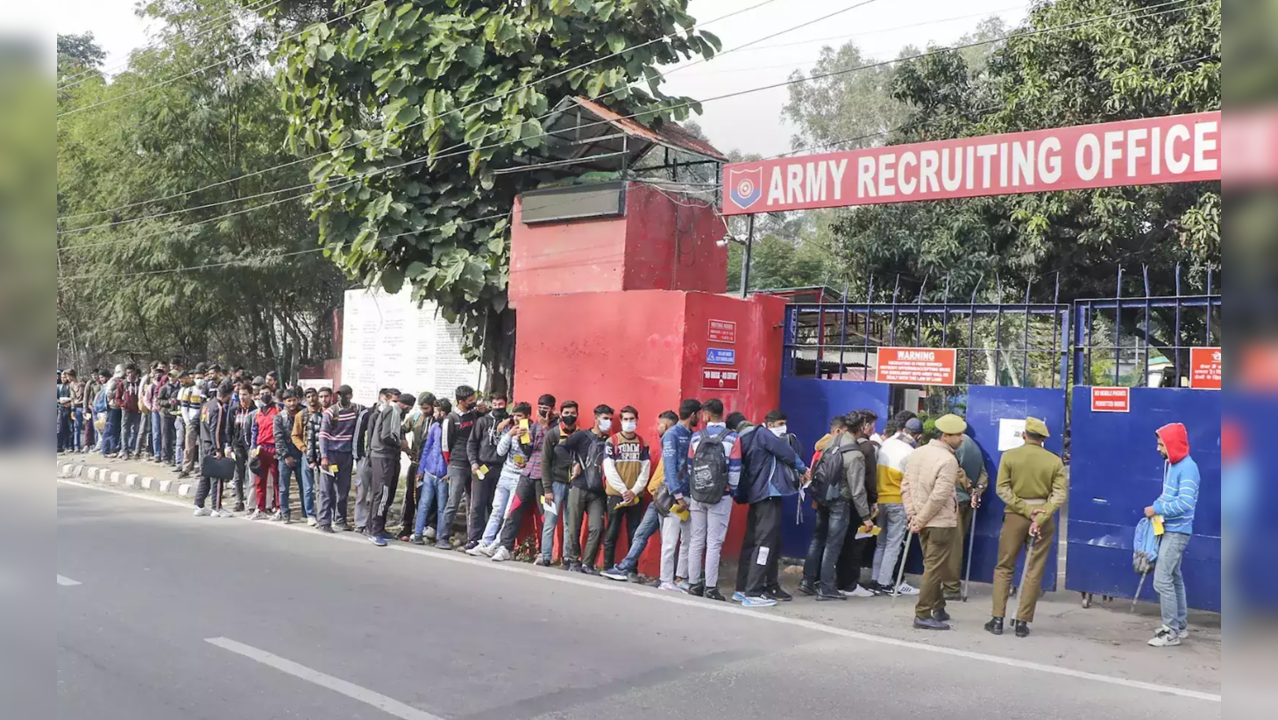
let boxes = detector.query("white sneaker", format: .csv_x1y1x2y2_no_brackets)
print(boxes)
490,546,512,562
1148,626,1182,647
478,544,497,558
848,584,875,598
676,579,692,592
658,582,686,593
247,509,263,520
307,516,318,527
193,507,211,517
466,544,489,557
424,527,437,542
895,582,920,596
217,508,234,518
270,510,283,522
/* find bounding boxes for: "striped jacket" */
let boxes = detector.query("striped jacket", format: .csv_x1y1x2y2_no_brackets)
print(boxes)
1152,423,1200,535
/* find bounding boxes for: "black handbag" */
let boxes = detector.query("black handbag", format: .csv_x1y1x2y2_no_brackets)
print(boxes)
202,453,235,480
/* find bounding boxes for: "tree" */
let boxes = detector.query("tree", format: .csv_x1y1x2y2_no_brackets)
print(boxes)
826,0,1220,371
57,32,107,74
269,0,722,393
56,1,347,376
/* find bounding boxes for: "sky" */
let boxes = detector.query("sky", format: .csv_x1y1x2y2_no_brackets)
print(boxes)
49,0,1031,157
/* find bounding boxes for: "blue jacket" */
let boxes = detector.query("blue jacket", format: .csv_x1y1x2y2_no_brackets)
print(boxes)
739,425,807,505
661,423,694,498
416,423,447,479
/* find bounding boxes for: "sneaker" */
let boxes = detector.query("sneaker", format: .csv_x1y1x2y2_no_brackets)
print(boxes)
742,595,778,608
337,523,353,532
797,580,817,597
657,582,685,593
247,509,263,520
533,556,551,567
731,591,747,603
466,544,489,557
369,534,388,547
704,588,728,602
688,582,705,597
233,503,246,513
895,582,920,597
423,527,437,542
576,565,599,576
176,471,190,479
848,585,875,599
564,562,580,573
270,510,283,522
866,582,892,596
478,544,497,558
627,572,640,583
676,579,691,593
281,515,294,525
317,525,335,534
435,540,453,550
491,546,512,562
1148,627,1181,647
307,517,318,527
217,509,234,518
409,535,425,545
816,588,847,602
193,506,211,517
465,541,480,552
601,567,630,582
913,617,950,631
766,586,793,602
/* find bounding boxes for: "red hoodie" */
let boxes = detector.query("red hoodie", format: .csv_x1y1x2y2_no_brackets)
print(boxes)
1156,422,1190,464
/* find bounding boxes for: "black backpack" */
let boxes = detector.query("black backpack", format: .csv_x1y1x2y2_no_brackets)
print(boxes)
580,434,608,494
689,427,731,504
810,440,855,506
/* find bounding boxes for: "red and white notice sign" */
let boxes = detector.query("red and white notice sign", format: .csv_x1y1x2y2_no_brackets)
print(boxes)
722,112,1220,215
702,367,740,391
874,347,957,385
1091,387,1131,413
1189,347,1222,390
708,319,737,344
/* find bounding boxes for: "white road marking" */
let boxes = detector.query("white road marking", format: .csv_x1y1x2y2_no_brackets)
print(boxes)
59,478,1220,703
57,575,81,586
206,637,447,720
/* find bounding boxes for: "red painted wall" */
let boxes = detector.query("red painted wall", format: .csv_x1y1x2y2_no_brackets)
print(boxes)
511,289,785,576
508,183,727,307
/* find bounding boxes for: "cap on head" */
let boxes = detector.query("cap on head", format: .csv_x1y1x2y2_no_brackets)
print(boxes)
903,418,924,434
934,414,967,435
398,393,417,407
1025,417,1050,438
337,385,353,396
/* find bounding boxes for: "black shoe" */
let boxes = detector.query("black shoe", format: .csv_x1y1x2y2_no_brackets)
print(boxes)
704,588,727,602
816,588,848,602
766,586,793,602
1014,620,1031,638
627,572,641,583
337,523,353,532
564,562,579,573
797,580,818,597
354,526,365,534
317,525,335,534
410,535,426,545
689,582,705,597
933,607,951,623
913,617,950,631
233,503,245,513
866,581,891,596
575,565,598,576
985,617,1004,636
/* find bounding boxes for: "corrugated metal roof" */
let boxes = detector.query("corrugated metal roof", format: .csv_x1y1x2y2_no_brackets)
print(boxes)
565,96,727,161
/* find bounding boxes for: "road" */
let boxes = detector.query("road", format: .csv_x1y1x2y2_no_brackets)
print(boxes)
56,481,1219,720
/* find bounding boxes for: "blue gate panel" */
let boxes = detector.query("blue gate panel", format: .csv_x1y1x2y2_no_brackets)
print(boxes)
778,378,889,558
1066,387,1221,612
949,386,1067,591
1224,391,1278,611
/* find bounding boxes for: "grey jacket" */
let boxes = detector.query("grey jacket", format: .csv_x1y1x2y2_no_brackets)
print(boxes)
369,404,404,458
829,432,870,520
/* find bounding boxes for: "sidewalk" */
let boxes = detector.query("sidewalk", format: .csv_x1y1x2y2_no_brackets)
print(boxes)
57,454,1219,695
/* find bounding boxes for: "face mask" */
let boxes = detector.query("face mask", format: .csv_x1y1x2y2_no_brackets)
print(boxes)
621,420,637,434
561,415,577,427
597,417,612,432
538,407,549,419
491,407,508,421
770,424,788,437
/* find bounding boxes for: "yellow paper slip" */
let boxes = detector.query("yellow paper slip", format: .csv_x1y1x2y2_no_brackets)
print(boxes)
1152,515,1165,536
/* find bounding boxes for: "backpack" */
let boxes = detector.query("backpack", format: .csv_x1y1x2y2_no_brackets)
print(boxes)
689,427,730,504
92,387,108,414
1133,517,1160,574
580,434,607,494
810,439,856,506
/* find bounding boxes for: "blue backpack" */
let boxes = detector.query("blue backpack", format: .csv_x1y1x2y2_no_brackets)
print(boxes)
1133,518,1160,573
92,387,108,414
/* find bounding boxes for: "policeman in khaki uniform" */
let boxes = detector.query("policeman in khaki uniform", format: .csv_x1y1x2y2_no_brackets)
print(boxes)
985,417,1067,638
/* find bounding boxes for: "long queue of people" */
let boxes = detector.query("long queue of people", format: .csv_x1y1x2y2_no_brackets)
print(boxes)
56,365,1200,644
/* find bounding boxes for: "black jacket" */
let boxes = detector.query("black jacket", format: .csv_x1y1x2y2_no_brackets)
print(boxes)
467,413,505,468
199,399,228,454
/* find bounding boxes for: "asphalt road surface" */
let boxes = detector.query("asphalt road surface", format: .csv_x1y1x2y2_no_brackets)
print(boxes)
56,482,1220,720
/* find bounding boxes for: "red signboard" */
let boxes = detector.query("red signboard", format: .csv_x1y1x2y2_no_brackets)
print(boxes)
874,347,957,385
1189,346,1221,390
702,367,740,391
1091,386,1131,413
722,112,1220,215
708,319,737,344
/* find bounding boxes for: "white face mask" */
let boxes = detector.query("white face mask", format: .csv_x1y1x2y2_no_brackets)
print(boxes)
621,420,637,434
770,424,788,437
597,417,612,432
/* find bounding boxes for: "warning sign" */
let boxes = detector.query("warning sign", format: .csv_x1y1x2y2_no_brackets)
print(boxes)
1189,347,1221,390
708,319,737,344
1090,386,1130,413
874,347,958,385
702,367,740,391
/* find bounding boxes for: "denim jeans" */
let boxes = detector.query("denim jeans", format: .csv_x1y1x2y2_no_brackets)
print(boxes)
151,410,163,456
122,411,141,457
72,408,84,451
299,460,317,518
616,504,663,573
480,474,519,546
539,482,571,562
57,407,74,451
414,474,449,539
174,417,186,467
872,503,909,587
102,408,122,455
804,498,853,592
1154,531,1191,634
277,455,312,519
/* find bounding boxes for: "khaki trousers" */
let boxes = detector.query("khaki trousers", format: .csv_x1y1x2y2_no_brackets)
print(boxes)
943,503,972,594
991,511,1055,622
916,526,955,619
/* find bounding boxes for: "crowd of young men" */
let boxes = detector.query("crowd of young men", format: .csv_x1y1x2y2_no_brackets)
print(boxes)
58,365,1198,644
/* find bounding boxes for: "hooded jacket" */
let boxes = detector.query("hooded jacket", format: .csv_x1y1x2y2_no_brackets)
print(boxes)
739,425,808,505
1152,423,1200,535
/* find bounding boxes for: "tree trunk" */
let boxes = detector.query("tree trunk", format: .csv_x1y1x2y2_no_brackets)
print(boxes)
481,306,516,396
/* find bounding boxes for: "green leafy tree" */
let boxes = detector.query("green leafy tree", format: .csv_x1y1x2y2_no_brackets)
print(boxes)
270,0,721,392
56,1,346,376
